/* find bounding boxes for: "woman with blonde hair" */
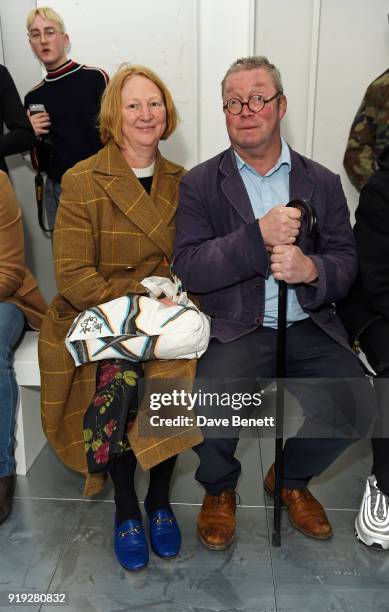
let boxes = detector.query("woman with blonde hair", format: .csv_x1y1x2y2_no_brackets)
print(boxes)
38,64,202,571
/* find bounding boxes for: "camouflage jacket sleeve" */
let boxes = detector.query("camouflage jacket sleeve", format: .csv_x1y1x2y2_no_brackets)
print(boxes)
343,69,389,192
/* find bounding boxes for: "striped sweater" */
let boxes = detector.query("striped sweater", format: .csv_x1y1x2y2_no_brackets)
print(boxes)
25,59,109,182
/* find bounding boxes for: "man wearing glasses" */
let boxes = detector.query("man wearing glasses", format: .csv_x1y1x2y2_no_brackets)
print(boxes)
24,7,108,231
174,56,372,549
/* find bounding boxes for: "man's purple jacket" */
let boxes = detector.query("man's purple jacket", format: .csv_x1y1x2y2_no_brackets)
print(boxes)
173,145,357,351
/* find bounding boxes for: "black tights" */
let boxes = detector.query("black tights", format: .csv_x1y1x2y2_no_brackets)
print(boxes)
108,451,177,524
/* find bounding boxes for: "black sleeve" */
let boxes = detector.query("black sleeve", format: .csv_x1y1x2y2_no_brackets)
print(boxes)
93,69,108,131
354,173,389,317
0,65,35,157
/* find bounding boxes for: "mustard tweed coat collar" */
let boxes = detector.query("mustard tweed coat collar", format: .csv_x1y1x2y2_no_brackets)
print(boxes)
92,140,180,256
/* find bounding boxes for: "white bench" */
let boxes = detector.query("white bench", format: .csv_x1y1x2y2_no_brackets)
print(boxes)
14,331,46,475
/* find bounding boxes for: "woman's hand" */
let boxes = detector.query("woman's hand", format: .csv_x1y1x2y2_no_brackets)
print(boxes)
158,296,177,307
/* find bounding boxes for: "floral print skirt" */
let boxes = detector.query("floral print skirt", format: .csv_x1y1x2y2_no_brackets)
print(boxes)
83,359,143,473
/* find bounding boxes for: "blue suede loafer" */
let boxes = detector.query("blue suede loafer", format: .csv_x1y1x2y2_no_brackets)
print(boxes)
114,518,149,571
145,504,181,559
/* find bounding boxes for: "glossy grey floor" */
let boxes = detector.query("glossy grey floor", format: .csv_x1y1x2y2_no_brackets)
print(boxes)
1,437,388,612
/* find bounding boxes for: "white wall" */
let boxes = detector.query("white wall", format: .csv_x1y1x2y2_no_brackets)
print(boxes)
45,0,256,168
1,0,388,300
315,0,389,219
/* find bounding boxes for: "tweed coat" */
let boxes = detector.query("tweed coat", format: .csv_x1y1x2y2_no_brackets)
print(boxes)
38,140,203,496
0,171,46,328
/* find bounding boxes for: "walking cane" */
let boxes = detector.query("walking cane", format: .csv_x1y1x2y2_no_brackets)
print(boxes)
272,198,317,547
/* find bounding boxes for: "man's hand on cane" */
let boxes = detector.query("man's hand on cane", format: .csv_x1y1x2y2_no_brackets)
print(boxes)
270,244,318,283
259,204,301,248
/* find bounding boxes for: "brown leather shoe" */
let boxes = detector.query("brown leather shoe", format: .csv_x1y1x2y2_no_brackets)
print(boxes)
264,464,332,540
197,490,236,550
0,473,16,526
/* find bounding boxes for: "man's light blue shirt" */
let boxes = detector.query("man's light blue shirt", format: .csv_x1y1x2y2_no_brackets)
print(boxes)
234,138,309,328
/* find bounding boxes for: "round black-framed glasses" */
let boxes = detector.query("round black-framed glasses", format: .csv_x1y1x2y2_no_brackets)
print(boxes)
223,92,282,115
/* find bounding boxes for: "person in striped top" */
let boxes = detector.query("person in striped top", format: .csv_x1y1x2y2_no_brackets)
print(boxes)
25,6,109,231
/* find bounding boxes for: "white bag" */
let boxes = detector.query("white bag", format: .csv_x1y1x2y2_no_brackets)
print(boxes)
65,276,210,367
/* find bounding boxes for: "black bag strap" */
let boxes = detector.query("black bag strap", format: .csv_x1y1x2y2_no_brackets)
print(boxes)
34,171,52,235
